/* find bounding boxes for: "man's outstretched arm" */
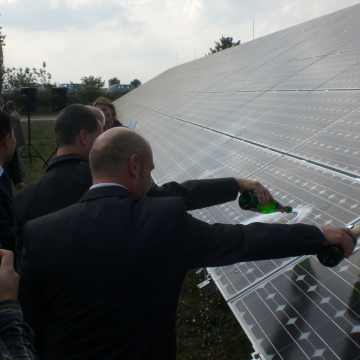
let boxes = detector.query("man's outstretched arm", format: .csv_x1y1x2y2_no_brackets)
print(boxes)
148,177,272,210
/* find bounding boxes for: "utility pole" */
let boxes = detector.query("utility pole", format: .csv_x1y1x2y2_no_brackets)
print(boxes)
253,18,254,40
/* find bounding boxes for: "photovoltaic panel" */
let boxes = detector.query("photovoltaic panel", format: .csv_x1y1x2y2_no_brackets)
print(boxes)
230,251,360,360
272,52,360,91
293,108,360,177
115,4,360,358
322,61,360,89
206,156,360,300
210,92,306,135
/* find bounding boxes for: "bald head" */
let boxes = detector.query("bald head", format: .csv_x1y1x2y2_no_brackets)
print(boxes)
90,127,152,183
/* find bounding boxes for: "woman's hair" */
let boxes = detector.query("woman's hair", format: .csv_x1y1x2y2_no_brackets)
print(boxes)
93,97,122,125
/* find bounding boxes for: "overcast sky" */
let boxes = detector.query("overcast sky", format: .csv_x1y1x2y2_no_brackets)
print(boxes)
1,0,359,86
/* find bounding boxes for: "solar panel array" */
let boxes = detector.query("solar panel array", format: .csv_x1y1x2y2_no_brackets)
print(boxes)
115,4,360,359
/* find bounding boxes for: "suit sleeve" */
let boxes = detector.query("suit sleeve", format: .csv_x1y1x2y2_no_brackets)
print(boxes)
18,223,48,353
179,206,325,269
147,178,239,211
13,196,25,267
5,150,23,186
0,182,15,253
0,193,13,238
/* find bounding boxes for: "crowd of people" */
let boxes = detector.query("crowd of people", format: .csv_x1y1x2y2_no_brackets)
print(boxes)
0,95,357,359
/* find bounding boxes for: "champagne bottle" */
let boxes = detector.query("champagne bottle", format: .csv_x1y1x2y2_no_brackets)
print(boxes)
317,223,360,267
238,190,293,214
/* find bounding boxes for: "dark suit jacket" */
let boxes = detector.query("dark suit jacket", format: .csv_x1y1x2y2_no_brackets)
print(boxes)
13,153,239,264
13,154,93,261
3,149,23,191
0,170,15,253
18,186,324,360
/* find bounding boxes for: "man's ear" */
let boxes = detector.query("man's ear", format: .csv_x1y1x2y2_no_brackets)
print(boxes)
79,129,88,146
129,154,140,177
0,134,9,149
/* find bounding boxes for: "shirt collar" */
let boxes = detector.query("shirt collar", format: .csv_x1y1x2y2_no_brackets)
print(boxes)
90,183,129,191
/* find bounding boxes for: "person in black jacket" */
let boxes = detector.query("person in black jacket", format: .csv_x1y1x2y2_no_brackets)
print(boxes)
13,104,103,265
18,127,357,360
0,110,17,254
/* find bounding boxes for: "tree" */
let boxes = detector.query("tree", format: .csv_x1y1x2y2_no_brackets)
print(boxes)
130,79,141,88
3,62,52,92
79,75,105,90
208,35,240,55
0,15,6,93
76,76,105,105
108,77,120,85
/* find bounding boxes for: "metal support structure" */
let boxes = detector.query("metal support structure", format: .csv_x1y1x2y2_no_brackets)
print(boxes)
19,111,46,165
197,273,217,297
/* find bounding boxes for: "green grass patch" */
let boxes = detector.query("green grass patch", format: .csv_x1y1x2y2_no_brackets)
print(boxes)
19,120,57,183
18,120,253,359
177,270,252,359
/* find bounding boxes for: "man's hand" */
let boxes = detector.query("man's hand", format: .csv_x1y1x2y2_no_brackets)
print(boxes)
15,183,25,191
320,227,358,258
0,250,18,301
236,179,274,206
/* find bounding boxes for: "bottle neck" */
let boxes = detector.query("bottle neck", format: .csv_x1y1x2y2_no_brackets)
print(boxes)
276,203,293,213
349,224,360,236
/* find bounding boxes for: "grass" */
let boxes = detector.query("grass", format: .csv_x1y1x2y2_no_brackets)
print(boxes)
18,120,57,183
177,270,253,359
18,120,253,360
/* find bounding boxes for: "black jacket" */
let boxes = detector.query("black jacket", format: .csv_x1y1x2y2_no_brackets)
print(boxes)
0,170,15,253
18,186,325,360
13,154,92,262
3,149,23,191
14,153,240,264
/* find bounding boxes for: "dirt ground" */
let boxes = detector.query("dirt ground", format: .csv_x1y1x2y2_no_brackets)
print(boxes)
19,114,57,121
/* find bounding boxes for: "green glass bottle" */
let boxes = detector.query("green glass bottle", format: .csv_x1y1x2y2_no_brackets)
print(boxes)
317,224,359,267
238,190,293,214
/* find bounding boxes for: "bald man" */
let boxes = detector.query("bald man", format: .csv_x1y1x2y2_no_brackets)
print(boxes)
18,127,356,360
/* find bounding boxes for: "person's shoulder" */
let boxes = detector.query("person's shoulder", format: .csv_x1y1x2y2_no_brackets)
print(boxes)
14,178,40,201
50,154,89,166
49,154,91,174
26,200,80,229
140,196,187,215
13,172,50,209
112,121,123,127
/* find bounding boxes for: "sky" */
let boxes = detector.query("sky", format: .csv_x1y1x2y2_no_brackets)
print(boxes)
1,0,360,86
